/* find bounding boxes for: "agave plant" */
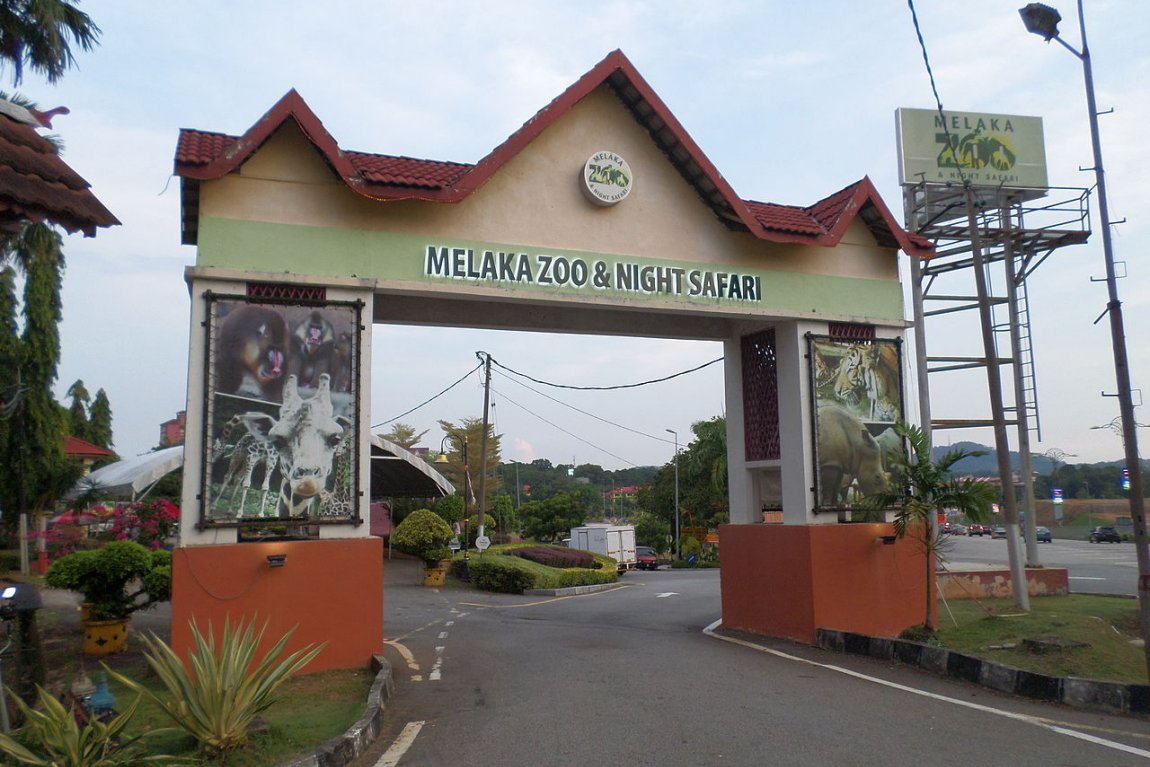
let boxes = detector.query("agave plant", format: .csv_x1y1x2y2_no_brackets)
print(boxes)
0,685,189,767
106,617,325,758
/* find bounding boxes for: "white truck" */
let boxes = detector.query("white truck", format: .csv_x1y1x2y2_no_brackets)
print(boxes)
569,523,637,572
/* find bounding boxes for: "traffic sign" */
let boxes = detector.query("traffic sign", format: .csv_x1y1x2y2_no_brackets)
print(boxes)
449,537,461,551
475,535,491,551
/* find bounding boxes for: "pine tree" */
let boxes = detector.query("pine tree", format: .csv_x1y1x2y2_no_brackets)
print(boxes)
87,388,111,448
65,378,88,439
381,422,426,450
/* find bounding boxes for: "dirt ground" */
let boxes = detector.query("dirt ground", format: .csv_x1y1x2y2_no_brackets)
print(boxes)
1,577,172,697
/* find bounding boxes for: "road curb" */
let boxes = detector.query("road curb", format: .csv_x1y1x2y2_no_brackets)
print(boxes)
278,654,395,767
524,582,624,597
816,628,1150,717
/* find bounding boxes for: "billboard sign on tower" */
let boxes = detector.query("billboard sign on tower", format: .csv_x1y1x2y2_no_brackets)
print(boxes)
896,108,1048,190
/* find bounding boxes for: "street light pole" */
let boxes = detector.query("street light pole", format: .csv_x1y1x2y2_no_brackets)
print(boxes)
666,429,680,560
1021,2,1150,677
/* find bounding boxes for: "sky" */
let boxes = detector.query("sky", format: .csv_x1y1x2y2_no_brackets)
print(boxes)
15,0,1150,471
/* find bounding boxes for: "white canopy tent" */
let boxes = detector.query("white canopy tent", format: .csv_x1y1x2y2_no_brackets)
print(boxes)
65,445,184,501
65,437,454,503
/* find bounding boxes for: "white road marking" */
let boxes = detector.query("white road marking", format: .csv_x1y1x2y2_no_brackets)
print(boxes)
656,592,679,598
375,720,425,767
438,631,448,639
1069,576,1106,580
429,645,446,681
703,619,1150,760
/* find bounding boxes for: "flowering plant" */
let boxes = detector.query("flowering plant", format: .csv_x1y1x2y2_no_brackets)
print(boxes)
105,498,179,550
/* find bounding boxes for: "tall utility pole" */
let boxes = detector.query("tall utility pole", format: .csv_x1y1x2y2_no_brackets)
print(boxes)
666,428,680,559
476,351,493,545
1020,0,1150,679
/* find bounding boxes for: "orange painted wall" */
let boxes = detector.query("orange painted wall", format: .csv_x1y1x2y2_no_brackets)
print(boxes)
939,567,1069,599
171,538,384,672
720,523,928,644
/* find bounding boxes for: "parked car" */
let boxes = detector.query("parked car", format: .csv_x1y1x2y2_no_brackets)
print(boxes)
635,546,658,570
990,526,1007,539
967,524,986,537
1089,526,1121,543
1035,526,1052,543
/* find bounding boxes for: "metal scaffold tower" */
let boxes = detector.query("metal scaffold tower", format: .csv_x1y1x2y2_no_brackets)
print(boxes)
904,181,1090,565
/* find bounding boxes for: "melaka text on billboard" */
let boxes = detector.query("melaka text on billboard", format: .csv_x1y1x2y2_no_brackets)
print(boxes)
896,107,1048,190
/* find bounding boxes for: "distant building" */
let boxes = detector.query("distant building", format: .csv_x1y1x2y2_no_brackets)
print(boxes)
160,411,187,447
63,435,115,476
605,486,641,503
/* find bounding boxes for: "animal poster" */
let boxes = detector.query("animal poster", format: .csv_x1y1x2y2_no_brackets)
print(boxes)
808,336,904,511
202,296,360,527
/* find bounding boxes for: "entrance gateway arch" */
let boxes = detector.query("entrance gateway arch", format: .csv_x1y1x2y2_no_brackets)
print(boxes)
174,50,934,670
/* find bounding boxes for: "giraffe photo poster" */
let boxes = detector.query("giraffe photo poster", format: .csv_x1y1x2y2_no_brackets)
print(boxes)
201,296,359,526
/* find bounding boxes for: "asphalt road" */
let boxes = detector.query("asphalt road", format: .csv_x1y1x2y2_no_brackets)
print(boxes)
356,559,1150,767
942,532,1140,595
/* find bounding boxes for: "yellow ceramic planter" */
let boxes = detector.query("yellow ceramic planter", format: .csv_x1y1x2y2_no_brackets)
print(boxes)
83,618,128,656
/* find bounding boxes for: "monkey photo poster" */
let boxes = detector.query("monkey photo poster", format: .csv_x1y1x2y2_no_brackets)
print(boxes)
202,296,360,527
808,336,903,512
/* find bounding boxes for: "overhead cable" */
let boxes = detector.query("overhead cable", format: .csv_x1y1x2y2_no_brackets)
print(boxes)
490,354,722,391
492,365,676,445
492,384,639,467
372,360,484,428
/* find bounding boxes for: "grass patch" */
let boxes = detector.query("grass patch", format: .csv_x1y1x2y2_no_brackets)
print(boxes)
934,594,1147,684
97,661,374,765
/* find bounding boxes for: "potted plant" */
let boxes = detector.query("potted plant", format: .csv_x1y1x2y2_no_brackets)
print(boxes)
391,508,454,586
45,540,172,655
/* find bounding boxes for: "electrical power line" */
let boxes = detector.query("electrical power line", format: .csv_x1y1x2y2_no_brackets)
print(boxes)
490,354,722,391
372,360,484,429
907,0,970,189
491,383,641,467
493,365,676,445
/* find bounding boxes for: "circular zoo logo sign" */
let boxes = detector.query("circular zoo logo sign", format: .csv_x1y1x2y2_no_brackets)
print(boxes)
581,151,633,206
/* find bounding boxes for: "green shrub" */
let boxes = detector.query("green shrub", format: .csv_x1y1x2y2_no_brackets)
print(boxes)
557,568,616,587
469,558,535,593
45,542,170,620
391,508,454,565
0,549,20,573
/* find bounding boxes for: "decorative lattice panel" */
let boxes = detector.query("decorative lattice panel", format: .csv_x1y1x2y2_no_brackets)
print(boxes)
742,329,779,461
246,282,327,303
828,322,875,341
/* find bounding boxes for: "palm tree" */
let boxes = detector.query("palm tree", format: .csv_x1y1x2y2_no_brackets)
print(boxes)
860,422,997,632
0,0,99,85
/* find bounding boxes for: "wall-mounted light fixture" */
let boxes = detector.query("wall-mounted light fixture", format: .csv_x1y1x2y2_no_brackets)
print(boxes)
877,535,898,546
266,554,287,568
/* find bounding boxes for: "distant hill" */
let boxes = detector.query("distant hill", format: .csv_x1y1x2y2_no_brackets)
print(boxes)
931,441,1128,476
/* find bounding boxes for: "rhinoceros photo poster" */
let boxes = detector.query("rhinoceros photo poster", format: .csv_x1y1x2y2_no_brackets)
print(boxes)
808,336,904,511
200,294,361,529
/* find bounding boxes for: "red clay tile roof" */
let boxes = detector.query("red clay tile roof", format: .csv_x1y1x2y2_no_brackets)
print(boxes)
175,50,931,258
0,103,118,237
63,435,115,459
